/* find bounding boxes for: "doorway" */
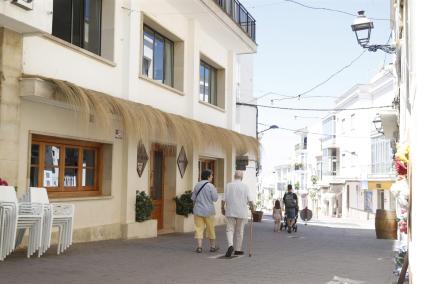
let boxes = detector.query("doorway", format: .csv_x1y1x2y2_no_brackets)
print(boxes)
150,144,176,231
150,145,164,230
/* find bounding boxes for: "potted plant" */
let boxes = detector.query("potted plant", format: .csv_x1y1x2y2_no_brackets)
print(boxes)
124,190,157,239
174,190,193,217
174,191,195,232
252,200,263,222
135,190,154,222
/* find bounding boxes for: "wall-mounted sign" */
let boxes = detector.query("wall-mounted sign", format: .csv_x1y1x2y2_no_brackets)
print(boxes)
236,156,249,171
177,146,188,178
115,129,123,139
137,141,148,178
12,0,33,10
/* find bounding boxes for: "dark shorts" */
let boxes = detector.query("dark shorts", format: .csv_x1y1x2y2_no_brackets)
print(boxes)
286,208,296,219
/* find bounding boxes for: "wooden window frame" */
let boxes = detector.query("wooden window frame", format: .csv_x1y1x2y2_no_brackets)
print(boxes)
30,135,103,198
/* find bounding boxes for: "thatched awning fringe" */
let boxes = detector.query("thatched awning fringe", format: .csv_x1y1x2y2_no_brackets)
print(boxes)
23,75,259,157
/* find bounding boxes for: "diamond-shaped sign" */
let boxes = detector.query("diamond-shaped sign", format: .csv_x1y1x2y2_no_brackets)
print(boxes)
177,146,188,178
137,141,148,178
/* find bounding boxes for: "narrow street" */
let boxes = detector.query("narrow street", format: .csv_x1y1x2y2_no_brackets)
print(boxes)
0,216,395,284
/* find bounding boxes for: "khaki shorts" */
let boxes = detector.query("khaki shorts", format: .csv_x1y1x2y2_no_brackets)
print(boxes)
194,215,216,240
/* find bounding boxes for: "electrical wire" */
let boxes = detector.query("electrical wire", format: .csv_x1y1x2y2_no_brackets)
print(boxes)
259,123,372,139
249,0,391,21
237,102,392,112
271,50,367,102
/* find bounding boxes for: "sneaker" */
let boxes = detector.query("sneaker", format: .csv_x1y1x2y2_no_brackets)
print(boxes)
234,251,244,255
196,247,202,253
225,246,234,257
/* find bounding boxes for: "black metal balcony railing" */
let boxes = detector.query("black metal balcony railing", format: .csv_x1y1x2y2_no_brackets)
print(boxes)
213,0,256,42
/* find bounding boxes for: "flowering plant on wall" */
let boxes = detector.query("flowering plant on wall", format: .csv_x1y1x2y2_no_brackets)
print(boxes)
394,143,409,176
0,178,8,186
397,208,408,234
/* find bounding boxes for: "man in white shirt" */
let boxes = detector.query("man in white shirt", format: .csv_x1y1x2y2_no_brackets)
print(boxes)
221,170,254,257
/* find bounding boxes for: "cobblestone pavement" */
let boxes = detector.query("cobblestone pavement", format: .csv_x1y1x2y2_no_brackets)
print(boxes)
0,215,395,284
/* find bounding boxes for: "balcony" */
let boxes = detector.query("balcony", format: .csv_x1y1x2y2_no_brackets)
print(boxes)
213,0,256,42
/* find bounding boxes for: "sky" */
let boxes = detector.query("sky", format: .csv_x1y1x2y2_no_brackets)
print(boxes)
238,0,392,174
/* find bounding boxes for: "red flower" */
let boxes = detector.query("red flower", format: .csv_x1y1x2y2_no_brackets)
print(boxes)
395,159,407,175
399,220,408,234
0,178,8,186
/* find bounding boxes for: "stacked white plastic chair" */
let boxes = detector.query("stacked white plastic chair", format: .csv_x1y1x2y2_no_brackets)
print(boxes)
28,187,75,255
0,186,43,260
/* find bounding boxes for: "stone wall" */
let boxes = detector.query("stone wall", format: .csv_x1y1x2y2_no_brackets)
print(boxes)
0,28,22,186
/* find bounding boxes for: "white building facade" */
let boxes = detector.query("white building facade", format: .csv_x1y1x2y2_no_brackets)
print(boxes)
0,0,258,241
314,69,396,218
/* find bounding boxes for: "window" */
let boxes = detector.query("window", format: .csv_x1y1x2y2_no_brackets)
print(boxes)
341,118,346,134
322,116,336,141
30,135,102,197
199,61,218,106
142,26,174,87
371,136,394,175
52,0,102,55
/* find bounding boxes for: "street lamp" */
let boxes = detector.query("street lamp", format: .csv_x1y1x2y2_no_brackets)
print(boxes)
351,11,396,54
257,124,279,135
372,113,384,134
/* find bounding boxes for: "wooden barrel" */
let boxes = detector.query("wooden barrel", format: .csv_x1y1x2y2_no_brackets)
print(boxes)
375,209,397,240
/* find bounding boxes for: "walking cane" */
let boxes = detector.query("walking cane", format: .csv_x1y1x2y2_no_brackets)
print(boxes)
248,211,253,257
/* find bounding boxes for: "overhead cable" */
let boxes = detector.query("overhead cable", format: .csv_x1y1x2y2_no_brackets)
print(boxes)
237,102,392,112
250,0,391,21
272,50,367,102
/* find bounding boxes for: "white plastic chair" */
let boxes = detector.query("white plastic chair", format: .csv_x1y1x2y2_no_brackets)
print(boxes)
0,186,43,260
28,187,74,255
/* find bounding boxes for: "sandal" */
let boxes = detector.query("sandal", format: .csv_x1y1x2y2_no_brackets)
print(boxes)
196,247,202,253
210,246,219,252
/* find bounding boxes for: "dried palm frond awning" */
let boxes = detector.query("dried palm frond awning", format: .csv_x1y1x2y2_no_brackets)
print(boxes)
22,75,258,156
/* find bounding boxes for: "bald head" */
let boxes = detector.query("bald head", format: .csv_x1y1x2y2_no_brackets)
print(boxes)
234,170,244,180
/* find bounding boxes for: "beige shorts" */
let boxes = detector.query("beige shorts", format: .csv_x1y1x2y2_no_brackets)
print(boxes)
194,215,216,240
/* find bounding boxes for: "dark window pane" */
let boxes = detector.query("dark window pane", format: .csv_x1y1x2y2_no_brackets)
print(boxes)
83,149,95,167
82,168,95,186
30,167,39,187
64,168,78,187
153,35,164,82
52,0,72,42
52,0,101,55
65,148,79,166
143,28,154,77
45,145,60,167
72,0,83,47
43,167,60,187
31,144,40,165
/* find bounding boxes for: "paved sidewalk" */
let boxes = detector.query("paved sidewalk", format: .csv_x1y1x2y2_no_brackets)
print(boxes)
0,216,395,284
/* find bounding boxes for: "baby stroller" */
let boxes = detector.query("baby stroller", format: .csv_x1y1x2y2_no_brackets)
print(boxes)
280,207,298,233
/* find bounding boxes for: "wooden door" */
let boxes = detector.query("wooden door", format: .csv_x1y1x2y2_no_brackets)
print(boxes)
150,146,164,230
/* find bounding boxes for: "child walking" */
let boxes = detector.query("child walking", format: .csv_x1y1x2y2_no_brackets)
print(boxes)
272,200,282,232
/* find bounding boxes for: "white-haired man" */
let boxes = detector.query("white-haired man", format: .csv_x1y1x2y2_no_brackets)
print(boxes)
221,170,254,257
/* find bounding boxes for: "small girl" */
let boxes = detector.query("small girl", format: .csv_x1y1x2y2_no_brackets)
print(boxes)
272,200,283,232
